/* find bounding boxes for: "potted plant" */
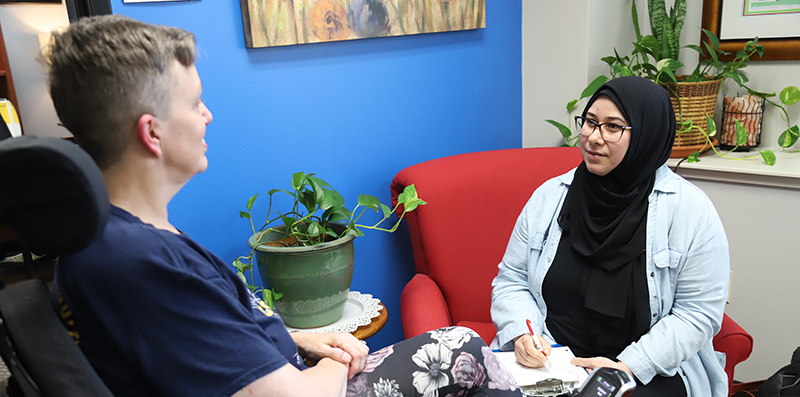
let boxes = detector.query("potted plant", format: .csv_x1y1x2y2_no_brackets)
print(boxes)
233,171,425,328
545,0,799,165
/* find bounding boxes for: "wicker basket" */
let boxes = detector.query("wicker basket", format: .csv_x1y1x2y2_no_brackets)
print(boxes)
661,76,724,146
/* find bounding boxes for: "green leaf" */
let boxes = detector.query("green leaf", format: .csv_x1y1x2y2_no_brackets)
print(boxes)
706,114,717,137
307,221,321,237
566,99,579,113
581,75,609,99
357,194,381,212
660,15,676,60
380,203,392,218
648,0,668,57
734,119,747,146
760,150,776,166
281,215,295,229
684,44,703,54
546,119,574,143
325,228,338,239
703,41,722,72
237,271,247,283
726,71,743,86
672,0,687,50
268,188,295,198
601,56,617,65
639,35,661,58
656,58,683,72
319,188,345,211
397,184,426,213
631,0,641,41
298,190,316,214
354,227,365,237
233,258,248,272
239,211,251,220
687,152,700,163
677,118,693,134
659,67,678,84
702,28,720,51
307,175,332,189
779,126,800,147
780,86,800,106
263,289,282,309
323,207,352,222
246,194,259,211
290,171,308,191
746,88,776,98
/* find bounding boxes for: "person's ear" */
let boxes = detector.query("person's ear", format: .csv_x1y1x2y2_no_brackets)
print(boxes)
136,114,162,157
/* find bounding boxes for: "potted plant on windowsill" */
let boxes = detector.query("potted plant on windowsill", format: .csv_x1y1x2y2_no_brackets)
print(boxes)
233,171,425,328
545,0,799,165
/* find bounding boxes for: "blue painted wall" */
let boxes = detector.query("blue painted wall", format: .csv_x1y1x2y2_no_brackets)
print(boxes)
111,0,522,350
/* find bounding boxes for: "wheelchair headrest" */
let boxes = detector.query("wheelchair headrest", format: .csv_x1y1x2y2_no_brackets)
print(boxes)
0,136,109,256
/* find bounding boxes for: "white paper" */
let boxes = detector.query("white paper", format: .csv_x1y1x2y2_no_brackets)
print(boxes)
492,347,589,387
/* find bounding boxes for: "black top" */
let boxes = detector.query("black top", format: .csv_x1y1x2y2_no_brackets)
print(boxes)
543,229,650,359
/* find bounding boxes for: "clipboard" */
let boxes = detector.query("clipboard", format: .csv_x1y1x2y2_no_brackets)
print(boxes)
492,346,589,396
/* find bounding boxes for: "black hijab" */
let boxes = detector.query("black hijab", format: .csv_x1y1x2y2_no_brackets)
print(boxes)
558,76,675,337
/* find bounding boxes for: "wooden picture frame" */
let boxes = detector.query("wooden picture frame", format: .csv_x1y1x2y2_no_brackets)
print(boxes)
702,0,800,61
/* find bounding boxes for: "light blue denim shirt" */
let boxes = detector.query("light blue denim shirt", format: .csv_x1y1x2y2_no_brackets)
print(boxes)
490,165,730,397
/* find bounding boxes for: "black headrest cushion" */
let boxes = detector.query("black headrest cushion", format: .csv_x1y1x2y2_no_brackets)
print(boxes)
0,136,109,256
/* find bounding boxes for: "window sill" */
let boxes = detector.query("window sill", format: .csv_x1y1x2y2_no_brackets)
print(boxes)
666,146,800,190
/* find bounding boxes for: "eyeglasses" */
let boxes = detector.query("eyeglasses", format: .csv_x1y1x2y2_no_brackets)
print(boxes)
574,116,632,143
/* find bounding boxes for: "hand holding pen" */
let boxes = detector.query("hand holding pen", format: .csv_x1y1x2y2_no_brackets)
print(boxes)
514,319,551,369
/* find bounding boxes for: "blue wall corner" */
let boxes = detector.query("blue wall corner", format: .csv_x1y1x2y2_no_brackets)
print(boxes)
110,0,522,350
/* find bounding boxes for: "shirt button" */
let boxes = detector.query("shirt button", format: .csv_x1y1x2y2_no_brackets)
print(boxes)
650,272,655,277
653,313,657,318
653,295,658,299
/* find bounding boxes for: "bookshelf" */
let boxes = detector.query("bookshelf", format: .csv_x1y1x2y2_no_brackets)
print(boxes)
0,20,20,135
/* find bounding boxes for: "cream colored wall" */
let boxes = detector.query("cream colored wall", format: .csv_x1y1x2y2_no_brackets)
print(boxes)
523,0,800,383
0,2,69,138
521,0,589,148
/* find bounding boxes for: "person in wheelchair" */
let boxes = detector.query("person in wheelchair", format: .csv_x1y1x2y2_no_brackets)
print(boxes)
45,15,525,397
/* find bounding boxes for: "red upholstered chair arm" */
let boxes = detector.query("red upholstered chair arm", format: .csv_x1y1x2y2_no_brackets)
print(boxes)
713,313,754,392
400,274,452,339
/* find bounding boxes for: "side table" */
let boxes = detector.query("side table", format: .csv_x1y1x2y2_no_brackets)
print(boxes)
352,304,387,340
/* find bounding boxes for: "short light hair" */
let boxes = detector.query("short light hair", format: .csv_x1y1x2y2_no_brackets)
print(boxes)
44,15,196,170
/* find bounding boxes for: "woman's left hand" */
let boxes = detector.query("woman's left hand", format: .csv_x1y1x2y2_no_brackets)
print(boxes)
291,332,370,379
571,356,633,376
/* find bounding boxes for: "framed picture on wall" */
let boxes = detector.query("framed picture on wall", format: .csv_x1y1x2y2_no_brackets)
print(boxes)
122,0,193,3
241,0,486,49
0,0,60,3
702,0,800,60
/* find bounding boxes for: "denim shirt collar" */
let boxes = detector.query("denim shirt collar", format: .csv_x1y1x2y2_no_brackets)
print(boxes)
556,164,677,196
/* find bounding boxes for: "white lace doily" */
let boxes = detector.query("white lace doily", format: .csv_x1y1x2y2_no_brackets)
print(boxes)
285,291,382,333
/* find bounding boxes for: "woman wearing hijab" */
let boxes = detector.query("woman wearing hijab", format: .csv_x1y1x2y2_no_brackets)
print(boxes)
490,76,730,397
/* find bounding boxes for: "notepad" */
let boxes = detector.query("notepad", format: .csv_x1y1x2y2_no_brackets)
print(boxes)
492,346,589,396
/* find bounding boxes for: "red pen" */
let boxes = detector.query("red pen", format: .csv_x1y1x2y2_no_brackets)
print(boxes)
526,319,550,369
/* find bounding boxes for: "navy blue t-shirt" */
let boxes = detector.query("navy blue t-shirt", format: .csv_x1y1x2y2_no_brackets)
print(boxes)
52,206,306,397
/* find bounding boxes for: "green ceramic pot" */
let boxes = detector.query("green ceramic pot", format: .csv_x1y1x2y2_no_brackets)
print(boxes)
249,223,356,328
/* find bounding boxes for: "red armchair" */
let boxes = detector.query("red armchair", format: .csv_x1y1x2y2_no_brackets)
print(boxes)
391,147,752,393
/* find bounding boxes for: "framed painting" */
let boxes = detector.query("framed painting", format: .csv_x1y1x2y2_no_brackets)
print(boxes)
702,0,800,60
0,0,60,3
240,0,486,49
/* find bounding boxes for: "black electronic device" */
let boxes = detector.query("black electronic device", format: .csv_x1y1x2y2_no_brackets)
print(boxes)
564,367,636,397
